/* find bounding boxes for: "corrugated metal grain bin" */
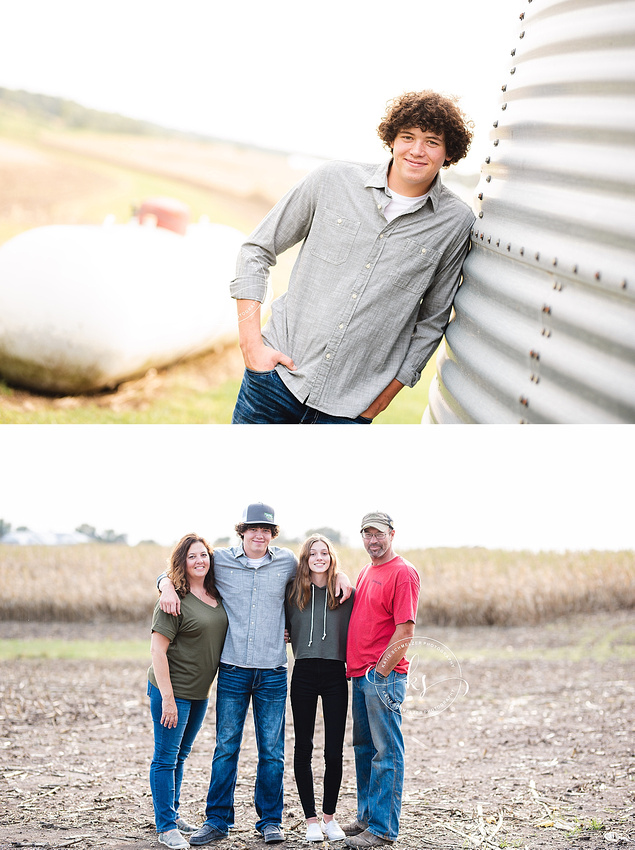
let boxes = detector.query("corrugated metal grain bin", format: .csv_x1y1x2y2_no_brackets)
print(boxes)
425,0,635,423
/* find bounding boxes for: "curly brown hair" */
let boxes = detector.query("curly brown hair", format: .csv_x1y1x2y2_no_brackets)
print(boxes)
167,533,219,600
377,90,473,167
234,522,280,539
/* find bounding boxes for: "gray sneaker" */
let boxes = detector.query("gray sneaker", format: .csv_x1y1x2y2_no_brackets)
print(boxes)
176,818,197,834
261,824,285,843
189,823,228,845
158,828,189,849
344,830,392,848
342,820,367,837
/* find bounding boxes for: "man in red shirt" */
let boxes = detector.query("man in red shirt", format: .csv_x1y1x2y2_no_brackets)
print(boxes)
344,512,420,847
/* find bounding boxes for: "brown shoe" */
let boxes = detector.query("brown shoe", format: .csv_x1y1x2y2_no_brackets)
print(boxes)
342,820,367,837
344,830,392,847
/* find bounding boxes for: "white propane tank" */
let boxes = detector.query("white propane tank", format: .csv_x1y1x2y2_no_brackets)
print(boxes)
0,210,258,394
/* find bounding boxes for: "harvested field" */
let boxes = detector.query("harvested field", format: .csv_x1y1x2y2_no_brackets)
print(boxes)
1,545,632,628
0,611,633,850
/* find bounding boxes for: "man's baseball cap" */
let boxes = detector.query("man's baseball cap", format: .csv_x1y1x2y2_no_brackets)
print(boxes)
360,511,394,533
241,502,276,525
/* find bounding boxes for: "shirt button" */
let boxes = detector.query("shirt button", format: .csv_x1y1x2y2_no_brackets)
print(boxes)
365,263,371,269
377,204,382,210
337,218,342,224
421,248,427,254
352,293,357,299
379,234,384,239
326,353,331,360
339,323,344,329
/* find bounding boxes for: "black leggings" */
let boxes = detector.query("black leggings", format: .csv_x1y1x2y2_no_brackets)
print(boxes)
290,658,349,819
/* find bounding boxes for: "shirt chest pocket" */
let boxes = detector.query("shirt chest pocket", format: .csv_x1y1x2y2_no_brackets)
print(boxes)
390,239,441,294
309,208,361,265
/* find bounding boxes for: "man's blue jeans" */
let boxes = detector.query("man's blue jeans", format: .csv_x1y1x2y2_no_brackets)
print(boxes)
147,682,209,834
203,663,288,833
351,670,407,842
231,368,373,424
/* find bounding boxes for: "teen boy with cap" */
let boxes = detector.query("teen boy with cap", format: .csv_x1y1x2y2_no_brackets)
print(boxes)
230,90,475,424
343,512,420,847
157,503,351,845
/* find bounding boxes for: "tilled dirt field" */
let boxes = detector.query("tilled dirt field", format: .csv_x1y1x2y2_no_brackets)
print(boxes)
1,612,633,850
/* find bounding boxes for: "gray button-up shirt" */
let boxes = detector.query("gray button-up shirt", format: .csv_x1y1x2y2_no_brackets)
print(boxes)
230,159,475,418
157,543,297,668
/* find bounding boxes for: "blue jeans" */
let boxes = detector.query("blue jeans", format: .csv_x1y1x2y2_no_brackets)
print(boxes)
231,368,373,424
147,682,209,834
351,671,407,842
203,663,288,833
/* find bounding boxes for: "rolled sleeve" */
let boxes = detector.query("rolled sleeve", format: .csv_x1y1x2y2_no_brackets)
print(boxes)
230,168,321,303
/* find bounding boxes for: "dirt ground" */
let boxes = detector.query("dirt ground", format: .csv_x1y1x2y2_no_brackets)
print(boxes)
1,611,633,850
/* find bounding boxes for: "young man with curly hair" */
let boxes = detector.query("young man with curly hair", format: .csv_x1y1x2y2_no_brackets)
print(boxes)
230,90,475,424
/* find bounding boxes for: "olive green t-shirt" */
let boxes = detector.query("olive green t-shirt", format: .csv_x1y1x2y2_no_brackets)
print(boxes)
147,593,228,700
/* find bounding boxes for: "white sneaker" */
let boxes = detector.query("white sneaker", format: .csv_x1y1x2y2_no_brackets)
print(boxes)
321,819,346,841
158,828,189,849
306,821,324,841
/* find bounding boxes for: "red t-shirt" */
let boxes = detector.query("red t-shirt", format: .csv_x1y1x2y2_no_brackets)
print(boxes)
346,554,420,678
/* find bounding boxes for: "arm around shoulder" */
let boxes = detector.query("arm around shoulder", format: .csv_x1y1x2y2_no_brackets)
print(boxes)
158,574,181,616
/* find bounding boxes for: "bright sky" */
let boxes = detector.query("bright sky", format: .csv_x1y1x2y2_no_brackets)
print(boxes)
1,426,632,552
0,0,520,170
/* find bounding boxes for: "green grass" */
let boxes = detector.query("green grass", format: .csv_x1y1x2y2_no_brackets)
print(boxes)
0,355,437,425
3,618,632,663
0,638,149,661
0,355,436,424
0,377,242,424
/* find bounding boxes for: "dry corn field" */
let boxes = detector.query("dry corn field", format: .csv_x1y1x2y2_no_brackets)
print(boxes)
0,545,633,850
0,543,633,626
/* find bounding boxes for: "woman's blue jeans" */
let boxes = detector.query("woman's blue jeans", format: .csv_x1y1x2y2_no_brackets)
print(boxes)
351,670,407,842
231,368,373,424
203,663,288,833
148,682,209,834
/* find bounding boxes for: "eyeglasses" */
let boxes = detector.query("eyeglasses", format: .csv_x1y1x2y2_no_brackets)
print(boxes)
361,531,388,540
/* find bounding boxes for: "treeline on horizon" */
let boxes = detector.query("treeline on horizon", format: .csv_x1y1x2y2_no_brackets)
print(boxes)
0,87,280,155
0,543,632,629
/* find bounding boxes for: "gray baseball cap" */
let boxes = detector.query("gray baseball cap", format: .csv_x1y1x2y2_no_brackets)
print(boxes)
241,502,276,525
360,511,394,533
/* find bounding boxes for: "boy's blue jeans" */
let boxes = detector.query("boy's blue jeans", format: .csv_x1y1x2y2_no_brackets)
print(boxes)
231,368,373,424
202,663,288,833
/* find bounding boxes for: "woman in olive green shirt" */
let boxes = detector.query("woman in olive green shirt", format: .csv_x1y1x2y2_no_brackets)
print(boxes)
147,534,228,850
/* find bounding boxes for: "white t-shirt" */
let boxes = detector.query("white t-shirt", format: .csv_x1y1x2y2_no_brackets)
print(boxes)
246,554,271,569
383,188,429,222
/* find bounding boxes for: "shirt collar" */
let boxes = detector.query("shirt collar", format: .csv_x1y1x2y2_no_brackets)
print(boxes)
365,158,442,213
233,542,277,562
